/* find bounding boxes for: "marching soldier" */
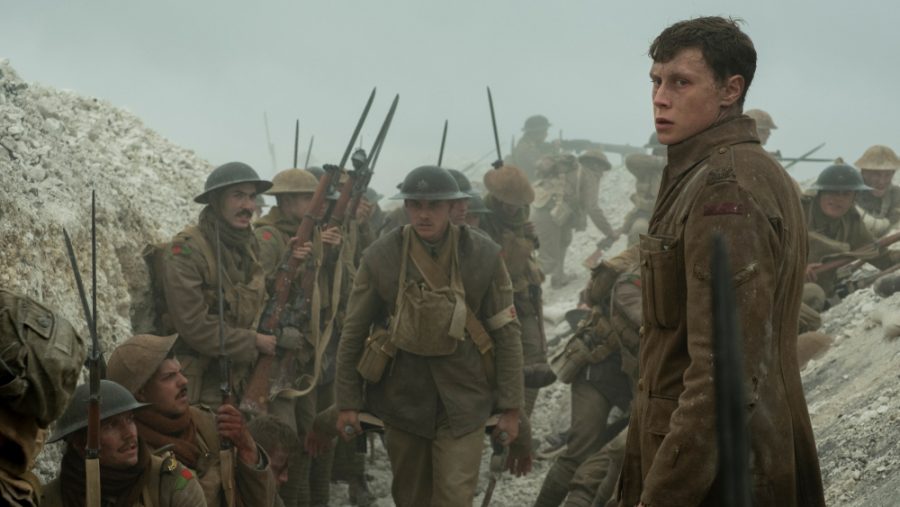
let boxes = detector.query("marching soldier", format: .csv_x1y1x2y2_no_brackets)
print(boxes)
536,248,640,507
507,115,560,181
478,164,548,416
106,333,276,507
161,162,273,408
254,167,341,506
42,380,207,506
532,153,582,288
576,150,618,243
620,134,666,246
854,145,900,236
745,108,777,147
0,290,86,506
618,17,825,506
335,165,524,507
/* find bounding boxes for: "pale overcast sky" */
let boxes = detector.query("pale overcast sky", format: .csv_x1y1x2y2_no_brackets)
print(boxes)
3,1,898,191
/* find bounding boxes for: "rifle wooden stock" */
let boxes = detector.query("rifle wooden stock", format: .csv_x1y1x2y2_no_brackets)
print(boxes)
810,231,900,277
241,169,338,413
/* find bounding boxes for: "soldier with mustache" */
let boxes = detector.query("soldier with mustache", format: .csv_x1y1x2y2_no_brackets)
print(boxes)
106,333,276,507
160,162,274,409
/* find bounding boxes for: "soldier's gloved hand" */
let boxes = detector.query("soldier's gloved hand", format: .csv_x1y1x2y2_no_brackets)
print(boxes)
336,409,362,442
493,408,520,447
277,327,303,351
255,333,277,355
321,226,342,247
217,404,260,465
287,237,313,261
356,200,374,223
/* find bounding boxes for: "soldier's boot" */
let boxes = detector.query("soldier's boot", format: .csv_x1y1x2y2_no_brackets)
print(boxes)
533,464,573,507
309,446,335,506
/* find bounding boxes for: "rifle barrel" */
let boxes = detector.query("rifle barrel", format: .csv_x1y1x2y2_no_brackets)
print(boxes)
486,87,503,168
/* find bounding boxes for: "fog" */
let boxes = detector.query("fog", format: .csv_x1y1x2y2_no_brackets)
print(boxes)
4,1,898,191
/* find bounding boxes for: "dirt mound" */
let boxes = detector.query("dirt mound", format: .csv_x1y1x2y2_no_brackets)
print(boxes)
0,59,211,480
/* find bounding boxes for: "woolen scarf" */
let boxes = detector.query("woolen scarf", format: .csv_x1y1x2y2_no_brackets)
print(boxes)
134,408,201,469
59,442,151,507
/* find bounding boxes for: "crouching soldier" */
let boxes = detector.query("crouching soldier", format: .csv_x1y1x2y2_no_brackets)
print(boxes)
335,166,525,507
0,289,87,506
42,380,207,506
106,333,276,507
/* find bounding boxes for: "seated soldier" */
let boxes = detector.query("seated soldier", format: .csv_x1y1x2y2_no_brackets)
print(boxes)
854,145,900,236
42,380,206,506
106,334,276,507
0,289,87,507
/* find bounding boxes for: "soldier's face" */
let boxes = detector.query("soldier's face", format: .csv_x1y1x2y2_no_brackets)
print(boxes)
268,446,290,487
98,412,140,468
862,170,894,197
137,358,190,417
282,193,315,222
218,183,259,229
450,199,469,225
818,191,856,219
650,47,744,145
405,199,452,242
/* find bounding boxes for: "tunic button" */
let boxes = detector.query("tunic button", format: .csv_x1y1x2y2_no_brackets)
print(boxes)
718,147,727,154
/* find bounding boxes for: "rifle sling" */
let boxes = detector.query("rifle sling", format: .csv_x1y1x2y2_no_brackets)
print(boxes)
406,227,496,384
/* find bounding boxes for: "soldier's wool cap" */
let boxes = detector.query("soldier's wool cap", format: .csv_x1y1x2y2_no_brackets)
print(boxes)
0,289,87,427
107,334,179,395
809,161,872,192
391,166,469,201
267,168,319,195
522,115,551,132
745,109,777,129
194,162,273,204
49,380,150,443
484,164,534,206
855,145,900,172
578,150,612,170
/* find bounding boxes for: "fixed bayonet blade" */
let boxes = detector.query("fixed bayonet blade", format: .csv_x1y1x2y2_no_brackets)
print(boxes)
338,88,377,170
293,119,300,168
437,119,448,167
487,87,503,169
304,135,315,168
782,142,827,170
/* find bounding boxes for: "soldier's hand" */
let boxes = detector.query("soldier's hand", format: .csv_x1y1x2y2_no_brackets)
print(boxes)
806,263,822,283
255,333,277,355
321,226,342,247
493,409,520,447
288,237,313,261
356,200,374,223
524,221,537,237
304,430,334,458
216,404,260,465
335,410,362,442
506,451,533,477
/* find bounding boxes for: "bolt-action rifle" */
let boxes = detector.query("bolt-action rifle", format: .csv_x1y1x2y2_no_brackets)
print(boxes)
240,89,377,414
558,139,646,157
63,191,104,507
808,231,900,279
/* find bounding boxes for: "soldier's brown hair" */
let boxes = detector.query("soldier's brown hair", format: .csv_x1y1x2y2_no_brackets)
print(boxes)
649,16,756,106
247,415,301,455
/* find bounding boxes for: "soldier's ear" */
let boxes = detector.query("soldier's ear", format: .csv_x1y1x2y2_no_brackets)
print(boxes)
720,74,745,108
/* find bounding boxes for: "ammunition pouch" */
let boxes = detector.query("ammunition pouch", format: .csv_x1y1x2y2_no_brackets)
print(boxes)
356,327,396,383
552,338,591,384
390,282,466,357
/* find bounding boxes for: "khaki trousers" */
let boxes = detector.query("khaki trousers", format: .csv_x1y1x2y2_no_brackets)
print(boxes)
383,422,485,507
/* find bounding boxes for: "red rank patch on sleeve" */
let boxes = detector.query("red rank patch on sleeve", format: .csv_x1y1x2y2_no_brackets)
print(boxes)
261,231,273,241
703,202,745,216
509,306,517,319
171,244,182,255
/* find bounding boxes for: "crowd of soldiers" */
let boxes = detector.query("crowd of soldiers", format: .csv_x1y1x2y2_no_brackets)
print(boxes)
5,14,900,507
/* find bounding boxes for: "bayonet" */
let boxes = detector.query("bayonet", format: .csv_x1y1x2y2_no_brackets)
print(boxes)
304,135,315,168
62,191,103,507
486,87,503,169
263,112,278,173
711,234,750,507
437,119,448,167
293,119,300,168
